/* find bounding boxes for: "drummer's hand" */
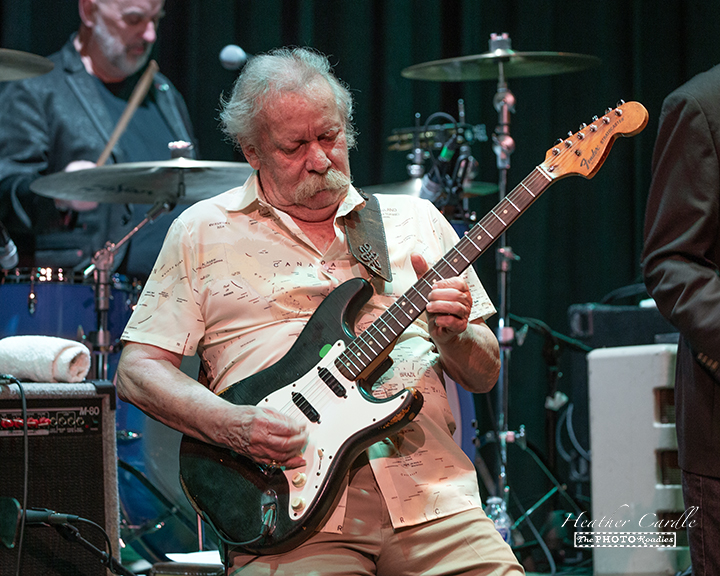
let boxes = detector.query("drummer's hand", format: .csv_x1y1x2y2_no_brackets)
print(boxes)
231,406,308,469
54,160,99,212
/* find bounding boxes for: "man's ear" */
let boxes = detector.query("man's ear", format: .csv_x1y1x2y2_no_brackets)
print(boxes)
241,144,261,170
78,0,98,28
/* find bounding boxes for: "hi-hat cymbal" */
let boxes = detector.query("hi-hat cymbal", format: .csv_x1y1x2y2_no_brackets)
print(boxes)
30,158,254,204
402,50,601,82
363,178,498,198
0,48,54,81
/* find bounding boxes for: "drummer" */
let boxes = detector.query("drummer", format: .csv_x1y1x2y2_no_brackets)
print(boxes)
0,0,196,280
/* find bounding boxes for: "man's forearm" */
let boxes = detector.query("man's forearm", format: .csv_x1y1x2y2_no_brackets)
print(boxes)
436,321,500,393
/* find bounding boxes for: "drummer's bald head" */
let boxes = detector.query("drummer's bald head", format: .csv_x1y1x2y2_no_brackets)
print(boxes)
220,47,356,150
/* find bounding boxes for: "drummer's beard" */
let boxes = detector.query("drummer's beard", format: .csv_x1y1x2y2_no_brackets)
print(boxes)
295,168,352,204
94,15,152,77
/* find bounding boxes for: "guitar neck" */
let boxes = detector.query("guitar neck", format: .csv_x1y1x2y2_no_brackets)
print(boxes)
336,165,554,380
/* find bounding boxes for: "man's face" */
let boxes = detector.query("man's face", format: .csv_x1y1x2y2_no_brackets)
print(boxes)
244,79,352,221
92,0,164,77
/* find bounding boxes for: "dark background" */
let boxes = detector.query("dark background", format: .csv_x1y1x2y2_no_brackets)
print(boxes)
2,0,716,558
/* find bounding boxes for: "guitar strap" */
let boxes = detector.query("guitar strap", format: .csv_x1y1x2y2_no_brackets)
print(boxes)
344,190,393,283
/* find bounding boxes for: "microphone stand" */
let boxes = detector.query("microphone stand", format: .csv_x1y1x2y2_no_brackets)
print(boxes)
489,32,517,509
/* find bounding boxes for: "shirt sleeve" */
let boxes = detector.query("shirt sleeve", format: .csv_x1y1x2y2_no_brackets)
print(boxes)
121,217,206,356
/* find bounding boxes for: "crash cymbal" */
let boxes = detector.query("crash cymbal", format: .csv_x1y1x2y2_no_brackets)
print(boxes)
30,158,254,204
402,50,601,82
363,178,498,198
0,48,54,81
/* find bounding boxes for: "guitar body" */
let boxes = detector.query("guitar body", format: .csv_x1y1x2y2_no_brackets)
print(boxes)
179,277,424,554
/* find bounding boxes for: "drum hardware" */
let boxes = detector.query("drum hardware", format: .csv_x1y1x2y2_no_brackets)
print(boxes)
387,121,487,152
401,32,602,545
371,102,497,227
0,48,53,81
84,200,174,381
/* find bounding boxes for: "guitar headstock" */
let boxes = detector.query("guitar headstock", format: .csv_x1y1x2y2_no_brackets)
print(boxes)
541,101,649,180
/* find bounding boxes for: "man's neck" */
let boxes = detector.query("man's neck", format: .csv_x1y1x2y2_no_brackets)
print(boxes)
291,217,337,254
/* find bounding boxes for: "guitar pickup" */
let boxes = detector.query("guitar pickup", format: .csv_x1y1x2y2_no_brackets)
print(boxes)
292,392,321,423
317,366,347,397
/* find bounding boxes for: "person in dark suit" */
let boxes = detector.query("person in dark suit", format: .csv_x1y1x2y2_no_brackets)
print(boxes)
642,65,720,575
0,0,196,277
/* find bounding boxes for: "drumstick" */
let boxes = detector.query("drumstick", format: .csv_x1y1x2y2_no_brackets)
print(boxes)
96,59,160,167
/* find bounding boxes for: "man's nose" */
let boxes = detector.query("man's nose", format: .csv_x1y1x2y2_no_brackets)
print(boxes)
305,142,331,173
142,21,158,44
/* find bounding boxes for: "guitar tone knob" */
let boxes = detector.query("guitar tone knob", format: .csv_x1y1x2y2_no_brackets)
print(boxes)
292,472,307,488
291,497,306,511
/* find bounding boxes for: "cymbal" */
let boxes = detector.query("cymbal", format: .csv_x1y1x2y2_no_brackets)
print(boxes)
401,50,601,82
30,158,254,204
363,178,498,198
0,48,54,81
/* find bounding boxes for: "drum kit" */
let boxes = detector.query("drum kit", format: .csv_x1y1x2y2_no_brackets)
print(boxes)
1,33,600,563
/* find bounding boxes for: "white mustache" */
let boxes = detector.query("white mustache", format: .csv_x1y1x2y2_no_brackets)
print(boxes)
296,169,351,201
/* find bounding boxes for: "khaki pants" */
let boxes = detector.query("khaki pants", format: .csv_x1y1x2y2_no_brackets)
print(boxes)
228,462,524,576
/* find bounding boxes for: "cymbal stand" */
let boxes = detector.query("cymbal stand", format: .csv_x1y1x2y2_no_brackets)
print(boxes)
489,32,518,508
84,200,174,380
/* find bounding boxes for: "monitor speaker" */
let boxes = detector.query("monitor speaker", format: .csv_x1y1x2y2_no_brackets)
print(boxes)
0,381,118,576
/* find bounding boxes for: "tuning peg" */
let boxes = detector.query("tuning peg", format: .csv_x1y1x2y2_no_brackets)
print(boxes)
616,99,625,107
567,131,573,137
554,138,563,145
592,115,599,121
605,107,613,114
579,123,587,131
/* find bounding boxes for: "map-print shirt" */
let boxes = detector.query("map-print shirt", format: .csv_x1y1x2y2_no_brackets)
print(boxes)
122,172,496,532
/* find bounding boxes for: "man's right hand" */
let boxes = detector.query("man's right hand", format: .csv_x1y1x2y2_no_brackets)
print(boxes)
54,160,99,212
230,406,308,469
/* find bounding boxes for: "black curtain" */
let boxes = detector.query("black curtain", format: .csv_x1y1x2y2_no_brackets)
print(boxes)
3,0,720,537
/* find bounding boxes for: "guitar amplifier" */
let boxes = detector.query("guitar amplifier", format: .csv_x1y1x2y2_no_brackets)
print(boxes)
0,381,119,576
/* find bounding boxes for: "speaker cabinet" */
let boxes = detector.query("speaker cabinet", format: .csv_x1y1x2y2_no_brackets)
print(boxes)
0,381,118,576
588,344,690,576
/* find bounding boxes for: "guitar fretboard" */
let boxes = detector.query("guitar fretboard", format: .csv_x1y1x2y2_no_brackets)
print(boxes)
335,165,555,380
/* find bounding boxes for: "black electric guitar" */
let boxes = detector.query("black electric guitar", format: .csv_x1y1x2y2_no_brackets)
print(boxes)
178,101,649,555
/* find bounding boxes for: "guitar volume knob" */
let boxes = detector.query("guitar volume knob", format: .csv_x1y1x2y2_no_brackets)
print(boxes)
291,497,306,511
292,472,307,488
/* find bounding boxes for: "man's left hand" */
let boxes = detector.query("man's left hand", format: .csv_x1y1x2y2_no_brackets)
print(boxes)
411,253,472,344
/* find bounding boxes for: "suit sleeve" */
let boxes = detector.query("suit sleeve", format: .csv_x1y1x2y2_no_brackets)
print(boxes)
642,89,720,357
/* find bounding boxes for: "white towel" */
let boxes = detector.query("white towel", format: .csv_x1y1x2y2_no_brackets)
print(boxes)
0,335,91,383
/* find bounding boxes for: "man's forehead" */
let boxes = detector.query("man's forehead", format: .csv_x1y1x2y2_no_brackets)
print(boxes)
100,0,164,15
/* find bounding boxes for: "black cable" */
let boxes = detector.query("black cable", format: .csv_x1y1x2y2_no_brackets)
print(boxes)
1,374,28,576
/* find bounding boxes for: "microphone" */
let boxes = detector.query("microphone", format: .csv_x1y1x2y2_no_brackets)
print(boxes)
0,498,80,548
23,509,80,525
419,134,459,203
0,220,18,270
219,44,250,71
